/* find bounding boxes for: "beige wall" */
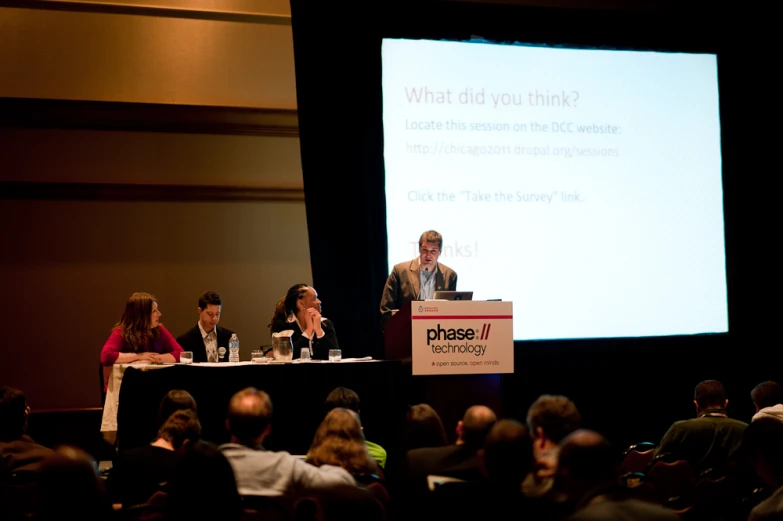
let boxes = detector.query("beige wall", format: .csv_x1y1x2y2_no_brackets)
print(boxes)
0,7,296,108
0,2,308,409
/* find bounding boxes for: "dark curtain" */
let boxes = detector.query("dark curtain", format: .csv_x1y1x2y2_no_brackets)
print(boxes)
290,2,388,359
289,0,780,447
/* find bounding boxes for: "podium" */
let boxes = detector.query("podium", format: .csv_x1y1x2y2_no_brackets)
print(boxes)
383,301,414,361
384,300,513,375
383,300,512,438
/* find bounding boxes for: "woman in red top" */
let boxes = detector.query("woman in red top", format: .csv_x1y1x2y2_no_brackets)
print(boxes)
100,292,183,390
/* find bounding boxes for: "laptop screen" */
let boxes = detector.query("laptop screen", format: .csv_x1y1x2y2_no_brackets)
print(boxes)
432,291,473,301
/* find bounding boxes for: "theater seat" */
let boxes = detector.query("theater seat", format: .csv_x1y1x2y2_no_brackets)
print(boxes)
621,442,657,474
646,459,695,504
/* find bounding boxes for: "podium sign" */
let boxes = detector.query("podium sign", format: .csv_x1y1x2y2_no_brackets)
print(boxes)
410,301,513,375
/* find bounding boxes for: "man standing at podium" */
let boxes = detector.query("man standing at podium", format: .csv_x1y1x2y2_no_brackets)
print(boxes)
379,230,458,329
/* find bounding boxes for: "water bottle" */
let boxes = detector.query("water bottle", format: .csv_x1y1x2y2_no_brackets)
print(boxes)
229,334,240,363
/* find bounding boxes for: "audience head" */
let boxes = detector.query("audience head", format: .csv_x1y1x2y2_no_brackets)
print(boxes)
325,387,361,414
116,291,161,351
0,386,29,441
166,441,241,521
37,446,110,521
157,389,198,428
744,417,783,488
694,380,728,413
308,408,377,477
526,394,581,456
751,381,783,413
226,387,273,447
403,403,449,450
480,419,534,487
457,405,497,449
418,230,443,271
197,291,222,333
557,429,619,505
158,409,202,450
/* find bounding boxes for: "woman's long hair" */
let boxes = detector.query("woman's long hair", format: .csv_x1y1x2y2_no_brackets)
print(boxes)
307,408,377,477
268,283,309,331
114,292,160,353
402,403,449,451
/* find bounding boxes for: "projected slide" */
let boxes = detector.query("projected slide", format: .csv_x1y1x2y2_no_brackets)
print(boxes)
382,38,727,341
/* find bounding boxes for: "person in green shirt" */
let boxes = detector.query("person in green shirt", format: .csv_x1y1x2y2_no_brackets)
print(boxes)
324,387,387,469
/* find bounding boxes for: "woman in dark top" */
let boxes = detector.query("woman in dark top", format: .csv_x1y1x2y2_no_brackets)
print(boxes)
268,283,339,360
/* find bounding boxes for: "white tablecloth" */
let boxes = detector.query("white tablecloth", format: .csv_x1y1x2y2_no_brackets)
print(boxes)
99,359,377,443
100,363,175,441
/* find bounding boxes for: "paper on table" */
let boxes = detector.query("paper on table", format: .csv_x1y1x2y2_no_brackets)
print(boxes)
340,357,373,362
193,362,256,367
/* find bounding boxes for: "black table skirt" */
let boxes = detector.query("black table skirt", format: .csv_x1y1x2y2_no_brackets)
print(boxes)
116,361,407,456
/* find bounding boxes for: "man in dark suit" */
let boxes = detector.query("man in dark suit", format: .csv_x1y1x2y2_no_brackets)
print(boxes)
379,230,458,328
404,404,496,495
176,291,236,363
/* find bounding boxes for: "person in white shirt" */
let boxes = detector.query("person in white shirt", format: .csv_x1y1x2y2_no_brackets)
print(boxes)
219,388,355,498
176,291,236,363
268,284,339,360
379,230,458,329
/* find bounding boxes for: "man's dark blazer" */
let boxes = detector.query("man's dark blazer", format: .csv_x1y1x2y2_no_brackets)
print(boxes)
176,324,235,363
379,258,458,326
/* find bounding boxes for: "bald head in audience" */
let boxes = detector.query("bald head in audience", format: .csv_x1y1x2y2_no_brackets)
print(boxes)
557,429,618,503
226,387,273,447
457,405,497,449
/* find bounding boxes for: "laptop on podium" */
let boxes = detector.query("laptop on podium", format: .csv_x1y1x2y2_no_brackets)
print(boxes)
431,291,473,301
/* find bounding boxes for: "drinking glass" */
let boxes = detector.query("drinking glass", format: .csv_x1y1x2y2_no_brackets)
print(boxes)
180,351,193,364
273,337,293,361
328,349,342,362
300,348,311,362
251,350,264,362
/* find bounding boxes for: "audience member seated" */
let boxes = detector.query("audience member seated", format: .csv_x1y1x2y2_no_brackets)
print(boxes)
743,417,783,520
307,408,383,491
0,387,54,520
653,379,747,475
324,387,387,469
401,403,449,452
752,381,783,423
428,419,550,520
100,292,183,391
404,405,497,495
268,284,339,360
37,445,113,521
164,441,242,521
156,389,198,430
108,409,201,508
558,430,680,521
384,402,450,513
523,394,582,500
219,388,355,499
176,291,236,363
